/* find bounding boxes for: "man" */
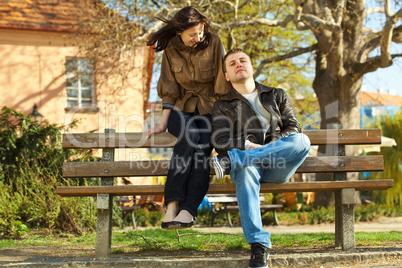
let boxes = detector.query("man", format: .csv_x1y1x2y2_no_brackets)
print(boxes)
211,49,310,268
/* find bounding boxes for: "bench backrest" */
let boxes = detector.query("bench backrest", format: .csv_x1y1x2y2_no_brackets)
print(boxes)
62,129,384,178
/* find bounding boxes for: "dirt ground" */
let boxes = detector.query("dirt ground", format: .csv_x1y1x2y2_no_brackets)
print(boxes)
1,244,401,267
1,217,401,267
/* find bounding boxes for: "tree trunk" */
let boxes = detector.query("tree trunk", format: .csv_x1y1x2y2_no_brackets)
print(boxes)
312,51,363,207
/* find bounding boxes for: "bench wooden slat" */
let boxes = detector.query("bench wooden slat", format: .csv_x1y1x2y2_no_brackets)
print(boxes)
303,129,381,145
56,179,393,197
62,129,382,149
63,155,384,178
224,204,283,211
62,132,176,149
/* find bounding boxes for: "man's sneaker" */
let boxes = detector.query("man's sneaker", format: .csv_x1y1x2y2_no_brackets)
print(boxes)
212,153,231,180
249,243,269,268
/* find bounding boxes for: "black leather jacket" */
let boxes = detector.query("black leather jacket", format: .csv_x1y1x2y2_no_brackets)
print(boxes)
211,82,301,154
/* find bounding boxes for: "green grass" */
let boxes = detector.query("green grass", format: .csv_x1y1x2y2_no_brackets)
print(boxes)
355,231,402,246
0,232,97,248
1,229,401,253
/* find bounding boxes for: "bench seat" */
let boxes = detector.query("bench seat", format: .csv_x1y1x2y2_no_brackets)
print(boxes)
56,180,393,197
203,194,282,227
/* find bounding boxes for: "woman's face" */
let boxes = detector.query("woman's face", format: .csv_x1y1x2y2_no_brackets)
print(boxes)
178,23,204,48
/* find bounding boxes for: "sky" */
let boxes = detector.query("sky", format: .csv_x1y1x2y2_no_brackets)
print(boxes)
362,0,402,96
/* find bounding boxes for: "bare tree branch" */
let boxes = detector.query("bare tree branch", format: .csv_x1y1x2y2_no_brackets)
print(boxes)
392,24,402,43
293,0,307,29
363,4,401,22
385,0,392,17
363,27,381,35
212,15,294,29
137,20,164,42
216,12,341,33
359,24,402,68
254,44,318,78
379,1,402,67
364,6,385,17
221,0,251,15
380,0,394,66
300,14,341,32
335,0,346,24
354,53,402,78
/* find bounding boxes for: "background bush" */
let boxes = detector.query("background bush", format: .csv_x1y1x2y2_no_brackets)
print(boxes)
0,106,97,236
369,111,402,207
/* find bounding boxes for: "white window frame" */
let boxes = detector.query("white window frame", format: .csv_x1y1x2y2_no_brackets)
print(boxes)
65,57,95,108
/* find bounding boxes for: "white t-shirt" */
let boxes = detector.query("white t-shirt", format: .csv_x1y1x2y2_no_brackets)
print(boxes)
242,90,271,148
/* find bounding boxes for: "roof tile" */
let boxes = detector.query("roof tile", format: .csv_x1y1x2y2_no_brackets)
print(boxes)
0,0,97,32
361,91,402,107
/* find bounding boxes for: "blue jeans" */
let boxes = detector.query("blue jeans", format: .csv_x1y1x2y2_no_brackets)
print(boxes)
228,133,310,248
165,110,213,217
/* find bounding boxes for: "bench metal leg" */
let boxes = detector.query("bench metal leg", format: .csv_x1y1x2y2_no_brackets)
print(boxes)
121,210,126,229
335,188,356,251
96,193,113,259
131,211,137,229
211,210,216,227
226,211,233,227
273,210,280,226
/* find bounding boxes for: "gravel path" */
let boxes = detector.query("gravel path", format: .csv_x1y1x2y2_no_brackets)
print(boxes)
195,216,402,234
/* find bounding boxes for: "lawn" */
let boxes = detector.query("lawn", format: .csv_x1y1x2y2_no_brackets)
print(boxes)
1,228,401,254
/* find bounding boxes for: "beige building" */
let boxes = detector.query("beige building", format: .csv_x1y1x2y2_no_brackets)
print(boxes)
0,0,154,160
0,1,156,187
0,1,153,133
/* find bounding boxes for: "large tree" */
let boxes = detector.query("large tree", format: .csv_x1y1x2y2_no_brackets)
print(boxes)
81,0,401,128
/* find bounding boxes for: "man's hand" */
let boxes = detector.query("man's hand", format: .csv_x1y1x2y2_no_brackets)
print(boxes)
248,142,262,149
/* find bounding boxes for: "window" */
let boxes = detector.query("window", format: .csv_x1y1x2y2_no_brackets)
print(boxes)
65,58,95,109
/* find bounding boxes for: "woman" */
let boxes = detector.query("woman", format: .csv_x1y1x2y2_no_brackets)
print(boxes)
146,6,231,229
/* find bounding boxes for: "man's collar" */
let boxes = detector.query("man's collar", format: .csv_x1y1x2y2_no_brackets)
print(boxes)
221,82,270,101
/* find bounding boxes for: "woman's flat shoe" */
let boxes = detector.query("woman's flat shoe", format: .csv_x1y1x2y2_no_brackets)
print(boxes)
169,219,195,229
161,221,174,229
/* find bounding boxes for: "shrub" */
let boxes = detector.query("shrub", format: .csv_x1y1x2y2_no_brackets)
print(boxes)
0,106,96,236
369,111,402,207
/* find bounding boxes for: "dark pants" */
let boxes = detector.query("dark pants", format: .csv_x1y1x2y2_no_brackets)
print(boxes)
164,109,212,217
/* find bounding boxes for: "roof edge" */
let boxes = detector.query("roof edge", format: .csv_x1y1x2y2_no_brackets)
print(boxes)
0,24,76,33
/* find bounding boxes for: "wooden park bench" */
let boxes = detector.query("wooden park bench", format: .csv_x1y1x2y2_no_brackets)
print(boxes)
115,196,141,229
207,194,282,227
115,195,164,229
57,128,393,258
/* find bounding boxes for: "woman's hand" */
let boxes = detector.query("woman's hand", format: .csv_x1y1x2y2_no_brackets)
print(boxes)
145,108,171,139
146,125,167,139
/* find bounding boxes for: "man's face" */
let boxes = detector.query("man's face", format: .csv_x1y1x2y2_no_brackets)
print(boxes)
224,52,254,83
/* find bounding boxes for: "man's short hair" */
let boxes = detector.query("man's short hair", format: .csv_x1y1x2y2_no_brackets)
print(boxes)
223,48,253,73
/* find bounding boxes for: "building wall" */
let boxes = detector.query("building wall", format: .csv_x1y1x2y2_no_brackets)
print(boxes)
0,2,156,186
0,28,147,134
2,28,147,129
360,91,402,128
0,28,154,186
